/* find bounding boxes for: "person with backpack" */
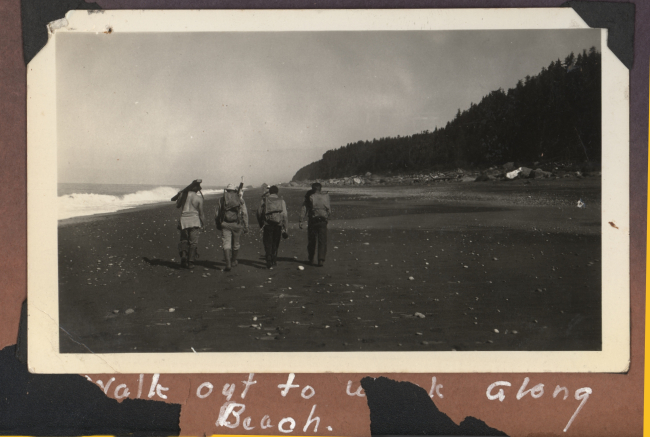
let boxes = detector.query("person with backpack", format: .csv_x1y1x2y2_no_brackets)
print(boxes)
215,183,249,272
299,182,331,267
257,185,288,269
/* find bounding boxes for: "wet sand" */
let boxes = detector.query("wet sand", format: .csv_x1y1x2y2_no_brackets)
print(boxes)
58,178,601,353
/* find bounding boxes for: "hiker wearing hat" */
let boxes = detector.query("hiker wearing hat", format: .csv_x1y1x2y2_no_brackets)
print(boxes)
172,179,205,269
215,183,249,272
257,185,288,269
299,182,331,267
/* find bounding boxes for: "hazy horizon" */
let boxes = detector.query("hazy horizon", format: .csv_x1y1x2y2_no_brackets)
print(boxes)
57,29,600,186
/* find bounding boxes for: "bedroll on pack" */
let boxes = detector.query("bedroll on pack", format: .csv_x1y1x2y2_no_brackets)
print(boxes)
223,191,242,223
310,192,330,219
264,197,284,225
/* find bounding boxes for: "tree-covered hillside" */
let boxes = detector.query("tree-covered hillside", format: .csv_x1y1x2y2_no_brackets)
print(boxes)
292,49,601,181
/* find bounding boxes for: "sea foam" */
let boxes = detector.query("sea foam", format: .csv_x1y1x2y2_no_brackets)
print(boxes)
58,186,221,220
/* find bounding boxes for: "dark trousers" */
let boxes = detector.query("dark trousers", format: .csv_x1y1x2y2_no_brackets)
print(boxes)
263,224,282,263
178,227,200,258
308,220,328,261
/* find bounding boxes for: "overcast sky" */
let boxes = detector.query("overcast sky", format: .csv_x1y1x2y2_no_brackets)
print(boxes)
57,29,600,186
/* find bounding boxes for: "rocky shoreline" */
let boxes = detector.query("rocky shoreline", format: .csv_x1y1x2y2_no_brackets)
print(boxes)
287,161,600,188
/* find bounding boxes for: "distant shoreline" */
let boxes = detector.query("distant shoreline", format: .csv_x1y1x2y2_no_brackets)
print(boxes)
58,178,600,227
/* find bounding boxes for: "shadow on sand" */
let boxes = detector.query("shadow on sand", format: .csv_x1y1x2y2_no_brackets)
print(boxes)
142,257,224,271
193,260,224,270
142,257,183,270
275,256,303,264
237,259,270,270
142,255,307,272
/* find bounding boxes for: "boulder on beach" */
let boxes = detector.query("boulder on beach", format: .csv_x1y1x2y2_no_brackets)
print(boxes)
289,181,299,187
365,172,372,177
531,168,552,178
506,169,521,179
474,172,490,182
519,167,533,178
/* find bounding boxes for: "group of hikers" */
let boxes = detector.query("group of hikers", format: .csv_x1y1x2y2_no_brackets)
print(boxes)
171,179,331,271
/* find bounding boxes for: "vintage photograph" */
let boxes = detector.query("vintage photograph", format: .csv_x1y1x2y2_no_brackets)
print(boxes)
28,9,629,373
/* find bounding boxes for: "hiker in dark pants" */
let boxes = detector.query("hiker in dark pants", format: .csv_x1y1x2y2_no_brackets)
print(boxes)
299,182,331,267
257,185,288,269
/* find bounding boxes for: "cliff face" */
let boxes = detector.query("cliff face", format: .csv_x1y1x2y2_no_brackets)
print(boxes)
292,49,601,182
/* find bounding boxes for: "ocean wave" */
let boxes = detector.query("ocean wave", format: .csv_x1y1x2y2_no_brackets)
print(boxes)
58,186,222,220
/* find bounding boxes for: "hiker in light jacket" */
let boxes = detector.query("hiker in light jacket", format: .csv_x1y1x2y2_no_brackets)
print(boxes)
215,183,249,272
257,185,288,269
175,179,205,269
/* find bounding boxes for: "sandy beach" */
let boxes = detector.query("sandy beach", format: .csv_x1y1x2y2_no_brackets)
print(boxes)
58,178,601,353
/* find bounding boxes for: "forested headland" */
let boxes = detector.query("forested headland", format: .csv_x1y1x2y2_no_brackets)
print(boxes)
292,49,601,182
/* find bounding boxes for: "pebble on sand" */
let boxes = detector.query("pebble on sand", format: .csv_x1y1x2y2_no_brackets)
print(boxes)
125,308,134,315
494,328,499,333
113,310,119,314
298,266,305,271
169,308,175,312
408,276,415,281
414,312,425,318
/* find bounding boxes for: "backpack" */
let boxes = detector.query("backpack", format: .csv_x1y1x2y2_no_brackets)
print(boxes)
264,196,284,225
310,192,330,219
222,191,242,223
